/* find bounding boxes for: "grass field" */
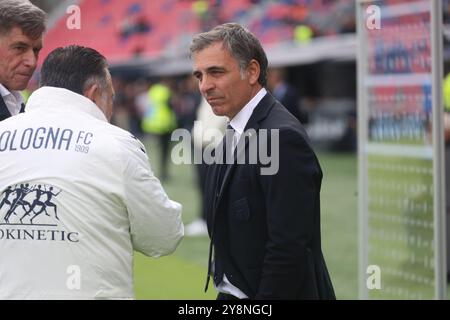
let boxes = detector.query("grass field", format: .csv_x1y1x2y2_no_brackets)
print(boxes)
133,136,358,299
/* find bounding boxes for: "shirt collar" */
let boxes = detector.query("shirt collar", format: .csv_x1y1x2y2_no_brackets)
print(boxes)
26,86,107,122
229,88,267,135
0,83,24,114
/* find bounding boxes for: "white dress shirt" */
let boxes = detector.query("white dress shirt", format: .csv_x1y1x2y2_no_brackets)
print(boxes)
228,88,267,151
215,87,267,299
0,84,24,116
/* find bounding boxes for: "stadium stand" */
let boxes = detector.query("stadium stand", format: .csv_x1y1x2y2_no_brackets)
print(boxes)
39,0,356,68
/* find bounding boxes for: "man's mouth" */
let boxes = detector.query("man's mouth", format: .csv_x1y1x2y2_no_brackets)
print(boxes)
207,97,222,104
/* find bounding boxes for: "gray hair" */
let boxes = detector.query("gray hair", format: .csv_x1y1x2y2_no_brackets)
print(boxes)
0,0,46,39
189,23,268,87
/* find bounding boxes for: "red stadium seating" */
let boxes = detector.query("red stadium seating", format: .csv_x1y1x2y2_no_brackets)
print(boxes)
39,0,355,66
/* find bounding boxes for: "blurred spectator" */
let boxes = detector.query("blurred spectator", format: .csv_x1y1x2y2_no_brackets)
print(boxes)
192,0,224,32
120,15,151,41
133,77,152,126
125,81,144,136
444,0,450,24
332,109,357,152
171,76,202,132
267,67,307,124
141,79,177,181
293,24,313,44
119,3,152,42
111,76,130,131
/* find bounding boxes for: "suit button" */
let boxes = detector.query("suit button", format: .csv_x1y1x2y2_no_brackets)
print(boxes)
216,192,219,198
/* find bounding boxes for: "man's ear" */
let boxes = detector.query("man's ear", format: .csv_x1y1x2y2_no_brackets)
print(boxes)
247,59,261,85
83,83,99,104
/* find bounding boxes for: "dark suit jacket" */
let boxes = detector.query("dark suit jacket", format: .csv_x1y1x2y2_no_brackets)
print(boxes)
204,93,335,299
0,95,12,121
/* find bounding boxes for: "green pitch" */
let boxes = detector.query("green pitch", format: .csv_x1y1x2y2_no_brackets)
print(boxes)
134,135,358,299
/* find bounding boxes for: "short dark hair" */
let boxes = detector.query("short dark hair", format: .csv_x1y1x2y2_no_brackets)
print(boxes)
40,45,109,95
0,0,46,39
190,23,268,87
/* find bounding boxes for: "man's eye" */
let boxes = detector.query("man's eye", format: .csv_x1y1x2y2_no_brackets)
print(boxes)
13,46,27,52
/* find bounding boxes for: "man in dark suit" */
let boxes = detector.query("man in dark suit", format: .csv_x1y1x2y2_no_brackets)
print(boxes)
190,23,335,300
0,0,46,121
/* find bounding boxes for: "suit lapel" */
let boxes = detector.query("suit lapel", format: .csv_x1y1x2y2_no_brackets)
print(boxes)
214,93,277,211
0,95,12,121
243,93,276,132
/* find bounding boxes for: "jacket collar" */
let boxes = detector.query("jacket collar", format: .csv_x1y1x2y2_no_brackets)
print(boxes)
229,88,267,135
26,86,107,122
243,92,276,132
0,95,11,121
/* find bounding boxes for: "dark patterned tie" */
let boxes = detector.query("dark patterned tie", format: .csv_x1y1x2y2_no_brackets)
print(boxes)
19,103,25,113
217,124,235,187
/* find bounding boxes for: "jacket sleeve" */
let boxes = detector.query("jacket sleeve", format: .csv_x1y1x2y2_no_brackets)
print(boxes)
256,128,322,299
121,135,184,257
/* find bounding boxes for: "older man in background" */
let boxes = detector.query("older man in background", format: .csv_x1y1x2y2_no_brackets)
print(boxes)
0,0,46,121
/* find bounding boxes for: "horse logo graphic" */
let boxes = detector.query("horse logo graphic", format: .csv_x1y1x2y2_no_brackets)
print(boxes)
0,183,61,225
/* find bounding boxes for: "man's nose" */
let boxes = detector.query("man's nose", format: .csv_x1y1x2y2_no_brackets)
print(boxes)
199,75,215,94
23,49,38,69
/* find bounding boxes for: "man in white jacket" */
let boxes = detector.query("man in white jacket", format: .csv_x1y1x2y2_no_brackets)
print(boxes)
0,45,184,299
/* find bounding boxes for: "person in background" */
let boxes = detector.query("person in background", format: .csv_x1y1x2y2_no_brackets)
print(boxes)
141,78,177,181
0,0,46,121
171,76,202,133
267,67,308,124
0,45,184,299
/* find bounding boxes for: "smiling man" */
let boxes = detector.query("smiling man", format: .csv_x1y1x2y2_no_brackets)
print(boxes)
0,0,46,121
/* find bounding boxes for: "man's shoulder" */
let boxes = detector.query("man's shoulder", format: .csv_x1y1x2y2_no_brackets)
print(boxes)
258,101,317,152
102,124,148,156
261,101,304,132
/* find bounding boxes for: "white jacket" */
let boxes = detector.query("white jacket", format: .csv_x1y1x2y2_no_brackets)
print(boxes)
0,87,184,299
